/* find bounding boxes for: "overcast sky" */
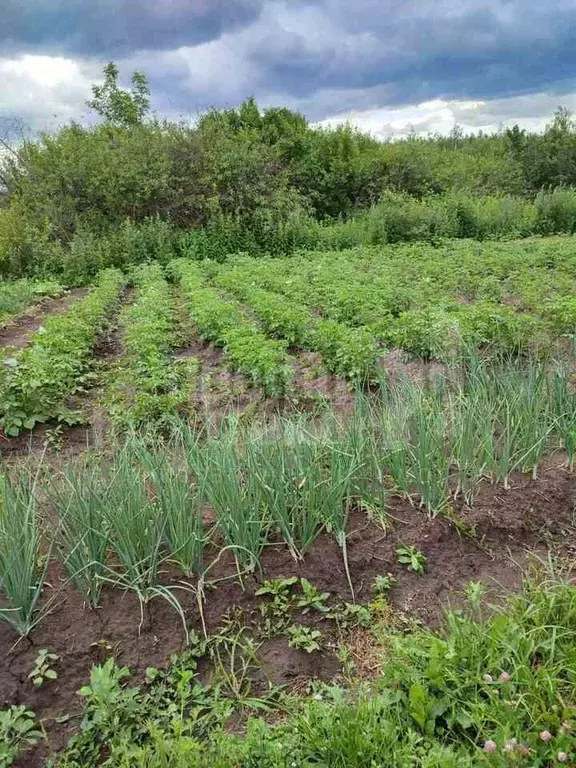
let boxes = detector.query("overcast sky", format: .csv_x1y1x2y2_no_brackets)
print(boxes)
1,0,576,139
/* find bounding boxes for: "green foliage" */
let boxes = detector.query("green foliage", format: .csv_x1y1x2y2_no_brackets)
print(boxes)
0,203,64,277
0,473,46,636
137,445,205,578
0,268,125,435
87,62,150,128
385,309,458,359
107,263,197,429
60,649,234,767
358,189,541,245
255,577,332,637
245,434,342,559
4,125,173,253
0,277,63,324
98,450,168,597
213,264,379,378
396,545,428,574
312,319,379,379
286,625,322,653
534,186,576,234
173,259,293,395
378,577,576,764
49,463,110,607
0,355,571,641
213,269,312,346
255,577,300,599
5,65,576,283
13,356,566,624
372,573,396,597
55,577,576,768
456,301,535,351
0,706,41,768
28,648,59,687
211,235,576,362
186,431,268,573
61,218,177,285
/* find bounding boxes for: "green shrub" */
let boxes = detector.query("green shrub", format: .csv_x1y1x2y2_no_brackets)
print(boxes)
534,187,576,234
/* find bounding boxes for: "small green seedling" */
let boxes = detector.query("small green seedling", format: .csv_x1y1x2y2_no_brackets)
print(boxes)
331,602,373,629
256,577,298,634
396,545,427,575
296,579,330,614
78,658,131,702
372,573,396,597
287,625,322,653
255,577,298,600
256,578,331,637
28,649,59,687
144,667,160,684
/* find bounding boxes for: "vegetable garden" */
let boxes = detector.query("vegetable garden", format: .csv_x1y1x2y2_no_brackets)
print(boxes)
0,236,575,767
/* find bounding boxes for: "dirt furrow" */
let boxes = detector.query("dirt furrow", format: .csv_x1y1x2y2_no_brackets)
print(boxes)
0,288,89,351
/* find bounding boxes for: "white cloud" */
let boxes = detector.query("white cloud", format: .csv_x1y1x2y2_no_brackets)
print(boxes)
0,54,99,132
317,89,576,138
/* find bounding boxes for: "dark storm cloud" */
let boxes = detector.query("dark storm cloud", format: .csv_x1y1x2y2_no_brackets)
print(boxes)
243,0,576,110
0,0,264,56
3,0,576,128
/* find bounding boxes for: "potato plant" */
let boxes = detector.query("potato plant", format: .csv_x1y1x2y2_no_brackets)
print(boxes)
106,263,197,428
213,267,380,379
212,238,576,360
172,259,293,396
0,269,125,436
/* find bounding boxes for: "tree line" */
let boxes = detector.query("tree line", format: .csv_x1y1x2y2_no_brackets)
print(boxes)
2,64,576,279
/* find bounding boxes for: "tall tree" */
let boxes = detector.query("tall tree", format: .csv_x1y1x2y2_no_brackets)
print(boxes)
87,63,150,127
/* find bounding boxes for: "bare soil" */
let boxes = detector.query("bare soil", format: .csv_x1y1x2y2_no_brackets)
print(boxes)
171,336,357,424
0,290,89,351
3,460,575,767
291,350,356,414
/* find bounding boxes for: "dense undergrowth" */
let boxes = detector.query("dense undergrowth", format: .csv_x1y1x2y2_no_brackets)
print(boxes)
5,188,576,285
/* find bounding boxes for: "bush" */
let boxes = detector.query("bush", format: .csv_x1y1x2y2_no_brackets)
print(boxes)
0,205,64,278
534,187,576,234
4,72,576,281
